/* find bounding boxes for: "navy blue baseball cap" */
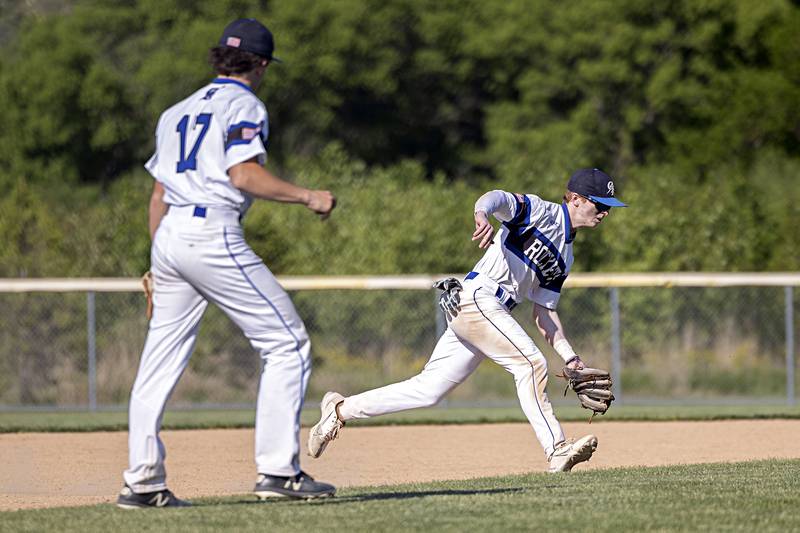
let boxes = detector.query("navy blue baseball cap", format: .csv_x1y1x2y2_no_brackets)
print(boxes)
567,168,627,208
219,18,282,62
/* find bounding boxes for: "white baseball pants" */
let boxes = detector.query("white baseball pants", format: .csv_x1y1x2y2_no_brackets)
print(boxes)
339,278,566,458
123,206,311,493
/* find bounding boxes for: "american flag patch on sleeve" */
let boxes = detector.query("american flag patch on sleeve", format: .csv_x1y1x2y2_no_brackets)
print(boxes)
226,121,263,150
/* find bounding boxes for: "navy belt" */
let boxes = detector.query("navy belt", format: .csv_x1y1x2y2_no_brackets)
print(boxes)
464,271,517,311
181,205,242,223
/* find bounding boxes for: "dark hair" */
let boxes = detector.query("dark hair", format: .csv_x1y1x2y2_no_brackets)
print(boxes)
208,46,266,75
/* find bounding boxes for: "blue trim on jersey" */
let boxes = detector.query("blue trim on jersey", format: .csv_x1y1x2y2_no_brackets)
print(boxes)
222,228,309,443
561,202,574,244
472,288,557,450
503,225,568,293
211,77,255,94
225,121,263,151
523,196,533,226
507,195,532,226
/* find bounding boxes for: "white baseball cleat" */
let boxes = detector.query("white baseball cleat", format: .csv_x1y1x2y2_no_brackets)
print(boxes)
548,435,598,473
307,391,346,458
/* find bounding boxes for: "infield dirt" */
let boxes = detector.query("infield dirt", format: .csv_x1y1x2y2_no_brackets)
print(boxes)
2,420,799,511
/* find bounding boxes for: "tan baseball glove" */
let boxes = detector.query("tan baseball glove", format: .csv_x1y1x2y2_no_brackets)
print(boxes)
142,271,154,319
560,366,614,421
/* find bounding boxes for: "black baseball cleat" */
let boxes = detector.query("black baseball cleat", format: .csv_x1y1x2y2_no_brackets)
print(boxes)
116,485,191,509
253,471,336,500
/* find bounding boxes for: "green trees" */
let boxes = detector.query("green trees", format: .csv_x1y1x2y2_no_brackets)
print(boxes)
0,0,797,276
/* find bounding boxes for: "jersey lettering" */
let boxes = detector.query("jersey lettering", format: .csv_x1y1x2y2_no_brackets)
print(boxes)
504,224,568,293
176,113,212,172
523,232,566,288
472,194,573,308
145,80,269,209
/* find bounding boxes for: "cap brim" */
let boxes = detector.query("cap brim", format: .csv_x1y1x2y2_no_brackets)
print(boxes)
589,195,627,207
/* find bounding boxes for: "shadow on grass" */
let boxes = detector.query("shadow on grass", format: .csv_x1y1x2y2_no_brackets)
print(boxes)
328,487,525,504
226,487,524,507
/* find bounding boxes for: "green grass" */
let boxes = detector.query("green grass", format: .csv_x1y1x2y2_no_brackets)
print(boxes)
2,403,800,433
2,460,799,532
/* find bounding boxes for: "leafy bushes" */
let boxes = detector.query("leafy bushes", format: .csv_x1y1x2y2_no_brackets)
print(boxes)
0,1,797,405
0,0,797,276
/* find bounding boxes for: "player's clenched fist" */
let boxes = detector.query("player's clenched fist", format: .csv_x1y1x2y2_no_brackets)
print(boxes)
472,210,494,248
306,190,336,219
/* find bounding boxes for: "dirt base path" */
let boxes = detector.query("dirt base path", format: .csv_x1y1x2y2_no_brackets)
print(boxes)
2,420,799,511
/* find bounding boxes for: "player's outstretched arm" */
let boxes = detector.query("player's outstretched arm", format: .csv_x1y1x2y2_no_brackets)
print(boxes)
229,160,336,219
533,304,584,369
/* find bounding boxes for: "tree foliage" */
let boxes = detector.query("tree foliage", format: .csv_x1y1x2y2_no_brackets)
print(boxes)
0,0,798,276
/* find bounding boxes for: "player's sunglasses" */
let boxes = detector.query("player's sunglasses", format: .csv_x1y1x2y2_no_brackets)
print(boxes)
578,194,612,213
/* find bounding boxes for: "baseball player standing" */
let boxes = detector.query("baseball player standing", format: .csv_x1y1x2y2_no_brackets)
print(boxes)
117,19,337,509
308,169,626,472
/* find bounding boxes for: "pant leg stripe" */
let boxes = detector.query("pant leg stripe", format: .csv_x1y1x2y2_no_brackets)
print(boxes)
223,228,309,456
472,288,557,449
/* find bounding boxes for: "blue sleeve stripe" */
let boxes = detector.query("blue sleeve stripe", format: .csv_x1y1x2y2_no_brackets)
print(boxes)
508,195,531,226
227,121,261,135
225,120,265,151
523,195,532,226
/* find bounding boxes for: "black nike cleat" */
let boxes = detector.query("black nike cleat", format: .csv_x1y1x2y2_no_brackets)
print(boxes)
116,485,191,509
253,471,336,499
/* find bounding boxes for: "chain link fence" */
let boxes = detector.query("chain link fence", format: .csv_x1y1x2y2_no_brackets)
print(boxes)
0,276,796,410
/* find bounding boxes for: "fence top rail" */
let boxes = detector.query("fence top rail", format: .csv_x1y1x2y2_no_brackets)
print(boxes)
0,273,798,293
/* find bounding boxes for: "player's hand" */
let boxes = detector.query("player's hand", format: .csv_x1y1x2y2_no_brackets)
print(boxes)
565,355,585,370
306,190,336,220
472,210,494,248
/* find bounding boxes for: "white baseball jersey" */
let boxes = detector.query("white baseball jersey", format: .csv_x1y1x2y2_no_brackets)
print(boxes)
144,78,270,215
329,189,579,462
472,190,575,310
124,78,313,494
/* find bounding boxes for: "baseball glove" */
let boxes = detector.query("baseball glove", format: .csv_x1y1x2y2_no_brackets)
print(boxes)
433,277,463,319
560,366,614,421
142,271,154,319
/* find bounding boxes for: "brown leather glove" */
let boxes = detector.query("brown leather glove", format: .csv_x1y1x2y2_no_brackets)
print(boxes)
560,366,614,420
142,271,154,319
